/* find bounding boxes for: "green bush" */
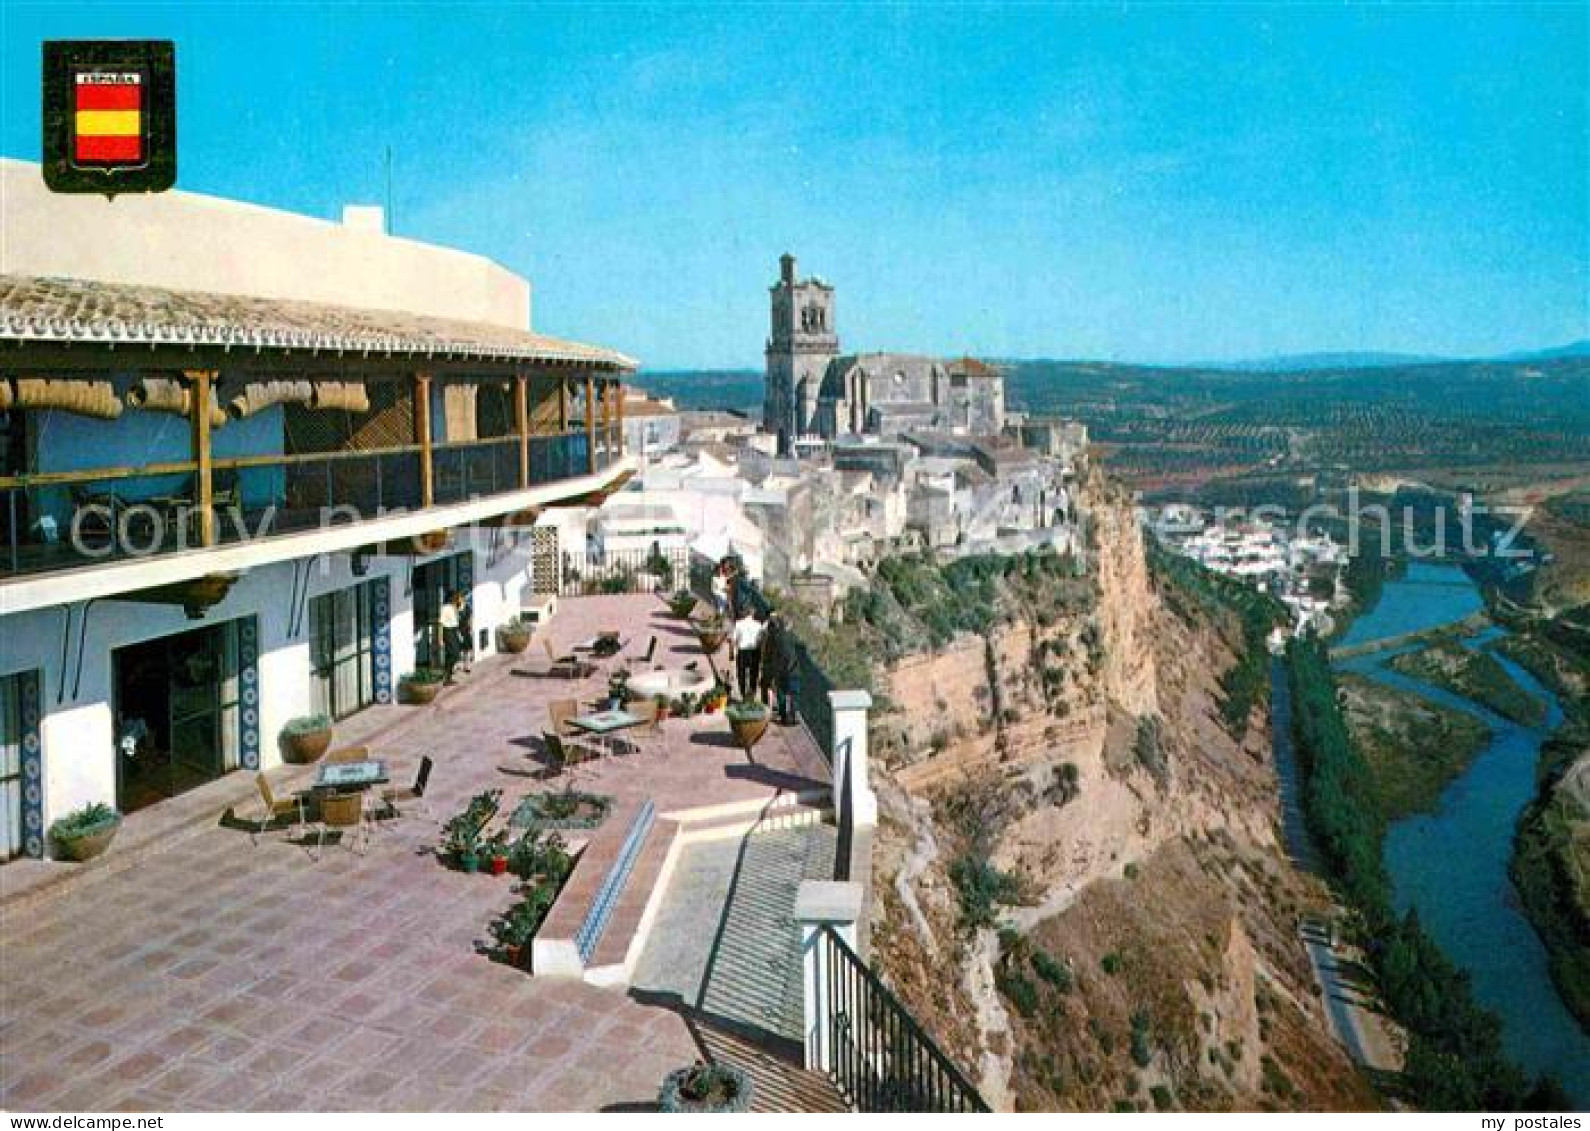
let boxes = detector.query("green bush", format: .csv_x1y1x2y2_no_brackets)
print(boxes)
995,966,1040,1018
1100,951,1123,976
1129,1011,1153,1067
280,714,331,736
1030,949,1073,992
949,855,1025,931
49,802,119,840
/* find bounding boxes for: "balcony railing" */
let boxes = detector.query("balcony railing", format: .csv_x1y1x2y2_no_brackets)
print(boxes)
0,430,607,579
818,923,989,1112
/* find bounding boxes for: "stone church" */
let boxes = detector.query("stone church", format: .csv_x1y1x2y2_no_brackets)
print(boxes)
762,254,1005,454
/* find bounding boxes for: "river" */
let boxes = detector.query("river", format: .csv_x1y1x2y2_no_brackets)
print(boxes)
1331,562,1590,1100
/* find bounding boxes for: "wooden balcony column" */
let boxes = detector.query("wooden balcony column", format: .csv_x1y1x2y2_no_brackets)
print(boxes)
614,377,625,457
584,371,597,475
414,371,434,507
514,372,530,489
185,369,217,547
558,373,570,432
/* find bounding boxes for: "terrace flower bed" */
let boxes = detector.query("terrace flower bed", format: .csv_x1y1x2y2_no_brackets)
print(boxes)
510,790,614,832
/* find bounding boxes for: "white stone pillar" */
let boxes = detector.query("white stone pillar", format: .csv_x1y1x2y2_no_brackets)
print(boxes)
829,689,877,827
794,880,865,1073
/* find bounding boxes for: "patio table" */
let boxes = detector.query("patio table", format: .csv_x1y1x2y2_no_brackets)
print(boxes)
568,708,643,757
312,760,390,790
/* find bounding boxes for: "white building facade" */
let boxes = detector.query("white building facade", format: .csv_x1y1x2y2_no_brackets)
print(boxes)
0,160,635,860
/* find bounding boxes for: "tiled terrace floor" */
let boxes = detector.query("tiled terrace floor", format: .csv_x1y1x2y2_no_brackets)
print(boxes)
0,595,834,1112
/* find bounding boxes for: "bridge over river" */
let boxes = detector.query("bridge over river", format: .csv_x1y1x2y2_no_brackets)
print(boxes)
1327,611,1489,660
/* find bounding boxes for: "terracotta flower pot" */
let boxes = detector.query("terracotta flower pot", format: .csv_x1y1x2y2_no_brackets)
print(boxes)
282,727,333,764
499,627,532,654
401,679,441,705
490,856,508,876
729,712,770,751
54,821,120,862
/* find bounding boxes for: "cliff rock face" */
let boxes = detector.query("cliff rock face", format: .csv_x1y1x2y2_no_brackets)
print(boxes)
866,478,1379,1112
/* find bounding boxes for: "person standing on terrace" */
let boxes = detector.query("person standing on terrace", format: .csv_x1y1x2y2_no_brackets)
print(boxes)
731,605,765,700
438,591,465,685
761,609,799,724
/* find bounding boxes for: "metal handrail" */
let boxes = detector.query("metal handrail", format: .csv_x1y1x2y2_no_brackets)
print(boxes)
820,923,989,1112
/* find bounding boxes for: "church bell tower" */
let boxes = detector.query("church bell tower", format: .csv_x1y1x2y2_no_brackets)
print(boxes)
764,253,838,456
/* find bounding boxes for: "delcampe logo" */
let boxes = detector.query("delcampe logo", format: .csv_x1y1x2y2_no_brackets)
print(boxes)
42,39,176,196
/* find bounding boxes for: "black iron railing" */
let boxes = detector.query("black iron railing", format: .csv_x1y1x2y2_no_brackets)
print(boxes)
0,430,610,579
819,923,989,1112
559,545,690,597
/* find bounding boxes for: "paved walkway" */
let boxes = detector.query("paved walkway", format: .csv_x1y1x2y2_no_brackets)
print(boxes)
0,595,833,1112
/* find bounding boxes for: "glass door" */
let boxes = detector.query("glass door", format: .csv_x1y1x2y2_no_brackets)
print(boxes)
412,553,471,669
167,628,222,782
0,675,21,861
311,583,375,720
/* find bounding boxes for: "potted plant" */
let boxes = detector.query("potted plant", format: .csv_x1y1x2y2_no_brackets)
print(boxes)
489,898,540,968
607,669,632,710
49,802,122,862
726,699,771,751
279,714,334,764
654,693,671,722
399,666,445,704
483,830,511,876
659,1061,752,1114
694,613,728,654
439,789,501,872
498,615,533,654
665,588,698,619
675,691,698,719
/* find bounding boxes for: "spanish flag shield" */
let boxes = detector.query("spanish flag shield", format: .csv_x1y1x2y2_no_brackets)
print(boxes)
73,71,144,166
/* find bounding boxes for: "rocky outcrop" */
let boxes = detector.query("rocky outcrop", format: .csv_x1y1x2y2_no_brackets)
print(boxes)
866,478,1379,1111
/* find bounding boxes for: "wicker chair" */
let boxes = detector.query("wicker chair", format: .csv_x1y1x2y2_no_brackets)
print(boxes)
252,773,307,846
323,745,370,765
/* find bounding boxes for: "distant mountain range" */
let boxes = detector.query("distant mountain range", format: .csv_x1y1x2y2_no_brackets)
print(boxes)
1192,341,1590,371
643,342,1589,384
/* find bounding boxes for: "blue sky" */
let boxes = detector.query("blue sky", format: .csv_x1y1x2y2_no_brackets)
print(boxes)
3,2,1586,368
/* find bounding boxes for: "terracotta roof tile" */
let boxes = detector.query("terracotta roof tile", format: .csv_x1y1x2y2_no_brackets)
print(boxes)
0,274,636,369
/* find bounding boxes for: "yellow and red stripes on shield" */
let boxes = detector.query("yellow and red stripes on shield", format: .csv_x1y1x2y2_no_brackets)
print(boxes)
73,77,143,164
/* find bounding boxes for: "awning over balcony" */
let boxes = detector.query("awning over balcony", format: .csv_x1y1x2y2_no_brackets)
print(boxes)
0,274,637,371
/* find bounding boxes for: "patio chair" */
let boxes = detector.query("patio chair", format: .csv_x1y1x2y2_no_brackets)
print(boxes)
252,773,307,846
314,790,371,858
548,699,582,737
622,699,663,758
542,638,596,680
324,745,371,765
630,636,659,667
380,755,433,822
543,731,604,779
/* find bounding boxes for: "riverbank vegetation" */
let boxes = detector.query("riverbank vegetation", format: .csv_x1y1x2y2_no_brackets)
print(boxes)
1510,714,1590,1034
1497,599,1590,1036
1386,642,1548,728
1336,673,1491,820
1287,636,1570,1110
1148,541,1284,735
